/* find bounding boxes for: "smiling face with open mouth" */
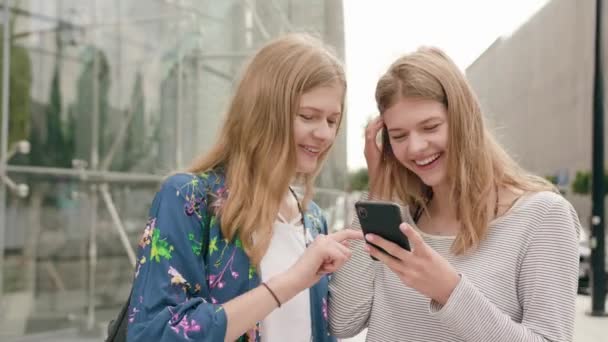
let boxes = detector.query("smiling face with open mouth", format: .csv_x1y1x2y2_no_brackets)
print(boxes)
383,97,449,188
293,84,343,174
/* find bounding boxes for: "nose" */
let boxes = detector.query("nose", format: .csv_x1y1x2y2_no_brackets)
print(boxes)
313,120,333,141
407,132,429,155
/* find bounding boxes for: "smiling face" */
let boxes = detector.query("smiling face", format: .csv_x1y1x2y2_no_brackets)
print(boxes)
383,97,449,188
293,84,344,174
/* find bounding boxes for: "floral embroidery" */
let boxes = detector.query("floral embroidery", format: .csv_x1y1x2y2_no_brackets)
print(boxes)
208,236,219,256
305,212,324,235
151,228,174,263
138,218,154,248
128,296,144,324
188,233,202,256
128,306,140,323
169,266,187,287
128,171,334,341
209,186,228,216
168,309,201,339
134,256,146,278
248,264,256,280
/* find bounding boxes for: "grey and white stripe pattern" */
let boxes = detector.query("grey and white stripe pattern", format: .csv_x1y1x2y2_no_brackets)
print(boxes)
329,191,580,342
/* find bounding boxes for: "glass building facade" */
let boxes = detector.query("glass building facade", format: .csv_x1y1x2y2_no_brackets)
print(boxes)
0,0,347,339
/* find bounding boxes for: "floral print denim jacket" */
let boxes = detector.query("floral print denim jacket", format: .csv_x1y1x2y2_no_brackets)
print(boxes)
127,170,336,342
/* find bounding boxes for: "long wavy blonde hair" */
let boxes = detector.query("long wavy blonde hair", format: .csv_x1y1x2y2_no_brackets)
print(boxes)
187,33,345,265
374,47,553,255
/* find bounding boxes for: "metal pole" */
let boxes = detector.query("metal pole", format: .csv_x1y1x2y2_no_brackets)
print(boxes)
0,0,12,312
100,185,136,266
176,33,182,169
86,0,99,330
6,165,163,183
591,0,607,316
100,102,137,171
244,0,270,40
268,0,294,32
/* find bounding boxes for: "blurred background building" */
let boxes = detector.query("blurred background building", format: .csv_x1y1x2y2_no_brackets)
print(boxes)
466,0,608,301
466,0,605,223
0,0,347,339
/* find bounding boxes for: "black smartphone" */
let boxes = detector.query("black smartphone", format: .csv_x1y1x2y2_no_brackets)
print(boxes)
355,200,411,260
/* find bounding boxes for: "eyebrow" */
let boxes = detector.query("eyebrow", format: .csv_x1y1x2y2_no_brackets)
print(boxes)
387,116,443,133
299,106,342,116
418,117,442,125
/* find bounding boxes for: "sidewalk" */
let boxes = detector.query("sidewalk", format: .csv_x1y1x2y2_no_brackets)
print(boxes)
573,295,606,342
341,295,607,342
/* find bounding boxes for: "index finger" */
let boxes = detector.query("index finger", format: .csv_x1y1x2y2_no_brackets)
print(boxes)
329,229,364,243
400,223,425,254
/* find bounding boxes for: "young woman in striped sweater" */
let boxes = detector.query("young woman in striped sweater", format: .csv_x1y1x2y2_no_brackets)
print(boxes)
329,47,581,342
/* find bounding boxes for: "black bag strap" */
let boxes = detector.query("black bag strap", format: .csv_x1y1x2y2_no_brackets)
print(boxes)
105,286,133,342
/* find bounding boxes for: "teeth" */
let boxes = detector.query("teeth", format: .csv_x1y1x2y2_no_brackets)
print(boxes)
302,146,320,153
415,153,440,166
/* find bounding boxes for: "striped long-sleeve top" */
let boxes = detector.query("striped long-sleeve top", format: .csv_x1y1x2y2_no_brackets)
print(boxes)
328,191,581,342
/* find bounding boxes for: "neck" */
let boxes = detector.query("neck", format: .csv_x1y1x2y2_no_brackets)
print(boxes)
429,182,457,220
279,187,300,218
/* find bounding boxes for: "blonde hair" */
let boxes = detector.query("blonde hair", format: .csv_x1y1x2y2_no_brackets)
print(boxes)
374,46,553,255
187,33,345,265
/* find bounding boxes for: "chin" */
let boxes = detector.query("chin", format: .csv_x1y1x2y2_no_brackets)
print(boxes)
420,174,447,188
421,179,439,187
296,166,317,174
295,156,319,174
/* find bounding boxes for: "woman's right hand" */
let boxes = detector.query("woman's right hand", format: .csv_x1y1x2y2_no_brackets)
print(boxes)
364,116,385,197
222,228,362,341
287,229,363,290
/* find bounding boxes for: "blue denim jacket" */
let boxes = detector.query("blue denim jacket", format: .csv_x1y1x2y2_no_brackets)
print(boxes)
127,170,336,342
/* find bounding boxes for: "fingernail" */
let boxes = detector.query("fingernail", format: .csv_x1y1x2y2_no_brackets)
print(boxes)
365,234,374,242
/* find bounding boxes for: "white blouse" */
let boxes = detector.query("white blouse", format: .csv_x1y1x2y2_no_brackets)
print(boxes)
259,212,313,342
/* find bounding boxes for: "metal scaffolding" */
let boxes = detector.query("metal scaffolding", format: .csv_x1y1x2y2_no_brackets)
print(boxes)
0,0,12,314
0,1,349,337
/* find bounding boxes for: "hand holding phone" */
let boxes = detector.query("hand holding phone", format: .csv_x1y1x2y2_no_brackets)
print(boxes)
355,200,411,260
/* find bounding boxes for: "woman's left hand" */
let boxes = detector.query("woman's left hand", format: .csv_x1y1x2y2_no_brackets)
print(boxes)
364,223,461,305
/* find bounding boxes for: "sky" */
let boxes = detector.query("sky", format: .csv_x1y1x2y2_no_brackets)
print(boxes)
343,0,549,171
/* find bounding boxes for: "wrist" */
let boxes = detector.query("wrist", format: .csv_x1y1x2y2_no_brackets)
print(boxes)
436,272,461,305
267,270,302,305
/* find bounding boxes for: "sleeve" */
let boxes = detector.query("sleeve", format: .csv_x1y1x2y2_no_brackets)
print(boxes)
320,211,329,235
328,193,377,338
127,174,228,341
429,196,580,342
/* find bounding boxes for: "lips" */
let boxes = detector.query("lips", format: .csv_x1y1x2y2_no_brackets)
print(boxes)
299,144,322,156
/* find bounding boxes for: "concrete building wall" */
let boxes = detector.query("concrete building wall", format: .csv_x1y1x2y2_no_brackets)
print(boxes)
466,0,607,222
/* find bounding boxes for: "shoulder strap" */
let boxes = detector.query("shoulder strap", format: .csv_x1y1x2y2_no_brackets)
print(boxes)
105,287,133,341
